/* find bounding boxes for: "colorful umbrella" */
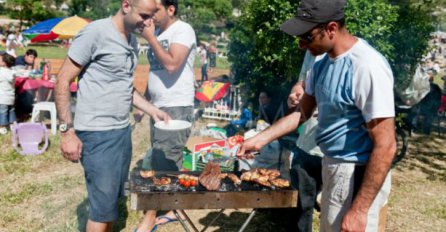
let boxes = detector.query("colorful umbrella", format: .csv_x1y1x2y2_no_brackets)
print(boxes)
23,16,90,43
195,81,230,102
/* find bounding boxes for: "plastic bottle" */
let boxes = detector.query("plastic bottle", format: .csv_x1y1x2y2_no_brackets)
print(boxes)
42,63,48,80
40,58,46,73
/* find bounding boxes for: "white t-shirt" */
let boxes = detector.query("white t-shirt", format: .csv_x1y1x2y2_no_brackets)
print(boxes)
147,20,196,107
200,48,207,65
6,34,17,57
0,67,16,105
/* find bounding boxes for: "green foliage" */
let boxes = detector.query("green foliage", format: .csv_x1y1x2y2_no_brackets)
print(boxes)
345,0,398,60
68,0,117,20
180,0,234,39
228,0,303,100
6,0,64,28
229,0,435,100
390,0,435,90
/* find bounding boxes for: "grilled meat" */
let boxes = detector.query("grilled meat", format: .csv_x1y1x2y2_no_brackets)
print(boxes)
219,173,228,179
140,170,155,179
269,178,290,188
267,169,280,179
227,173,241,185
199,162,222,191
254,178,272,187
152,177,171,186
241,171,252,181
240,168,286,188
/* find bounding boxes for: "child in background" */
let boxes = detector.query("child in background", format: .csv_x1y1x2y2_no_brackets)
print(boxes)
0,53,16,135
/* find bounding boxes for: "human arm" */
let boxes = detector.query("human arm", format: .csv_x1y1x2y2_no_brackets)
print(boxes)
142,19,191,74
132,90,171,123
238,93,316,155
54,57,83,162
341,117,396,232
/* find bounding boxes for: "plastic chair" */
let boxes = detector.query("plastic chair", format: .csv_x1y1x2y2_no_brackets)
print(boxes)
31,101,57,135
12,122,49,156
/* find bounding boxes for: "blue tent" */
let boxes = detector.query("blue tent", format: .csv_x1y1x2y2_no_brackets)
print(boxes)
22,17,64,42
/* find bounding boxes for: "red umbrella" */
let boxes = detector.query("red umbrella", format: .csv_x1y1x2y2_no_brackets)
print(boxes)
195,81,230,103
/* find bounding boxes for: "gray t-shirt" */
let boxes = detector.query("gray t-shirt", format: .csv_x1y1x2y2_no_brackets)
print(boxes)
68,17,138,131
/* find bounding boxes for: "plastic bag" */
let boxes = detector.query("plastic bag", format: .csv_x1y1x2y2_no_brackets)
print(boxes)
396,65,430,106
199,127,227,139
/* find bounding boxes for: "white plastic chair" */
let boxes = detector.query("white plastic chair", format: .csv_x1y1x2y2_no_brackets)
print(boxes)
31,101,57,135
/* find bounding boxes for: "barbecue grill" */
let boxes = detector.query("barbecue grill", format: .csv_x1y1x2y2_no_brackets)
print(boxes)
130,170,298,232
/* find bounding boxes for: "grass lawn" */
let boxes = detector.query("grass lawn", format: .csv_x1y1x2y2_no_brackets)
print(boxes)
15,45,231,69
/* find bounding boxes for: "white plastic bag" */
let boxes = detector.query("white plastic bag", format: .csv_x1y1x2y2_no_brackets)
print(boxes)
397,65,431,106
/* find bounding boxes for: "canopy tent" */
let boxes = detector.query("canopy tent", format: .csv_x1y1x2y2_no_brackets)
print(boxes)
23,16,90,43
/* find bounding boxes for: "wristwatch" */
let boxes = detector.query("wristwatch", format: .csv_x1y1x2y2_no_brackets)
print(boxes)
59,123,73,133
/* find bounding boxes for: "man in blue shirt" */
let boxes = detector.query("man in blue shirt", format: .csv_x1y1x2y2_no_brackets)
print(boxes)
14,49,37,70
239,0,396,231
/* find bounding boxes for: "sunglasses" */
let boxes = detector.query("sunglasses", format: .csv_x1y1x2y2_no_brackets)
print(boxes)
298,24,327,43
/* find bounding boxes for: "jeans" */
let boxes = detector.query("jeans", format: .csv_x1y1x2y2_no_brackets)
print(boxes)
201,63,208,81
289,147,323,232
77,126,132,222
0,104,16,126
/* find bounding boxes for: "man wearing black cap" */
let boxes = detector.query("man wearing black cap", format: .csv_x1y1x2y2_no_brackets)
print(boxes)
238,0,396,231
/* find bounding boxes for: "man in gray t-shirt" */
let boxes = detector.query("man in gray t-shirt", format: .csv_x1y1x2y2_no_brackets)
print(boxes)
55,1,169,231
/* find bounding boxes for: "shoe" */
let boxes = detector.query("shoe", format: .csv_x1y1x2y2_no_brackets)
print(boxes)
0,127,7,135
156,215,183,226
134,225,158,232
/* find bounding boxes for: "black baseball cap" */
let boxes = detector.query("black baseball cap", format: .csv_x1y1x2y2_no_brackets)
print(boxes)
280,0,346,36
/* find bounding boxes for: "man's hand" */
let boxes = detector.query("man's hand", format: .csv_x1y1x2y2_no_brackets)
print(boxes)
150,108,171,123
341,208,368,232
288,81,305,109
142,19,156,41
236,137,265,158
60,130,83,162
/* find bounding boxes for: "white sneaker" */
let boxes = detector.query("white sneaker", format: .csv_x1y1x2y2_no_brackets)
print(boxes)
0,127,7,135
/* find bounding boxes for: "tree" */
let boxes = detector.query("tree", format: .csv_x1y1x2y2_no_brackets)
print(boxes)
228,0,302,101
69,0,118,20
229,0,434,101
6,0,63,30
390,0,435,90
180,0,233,39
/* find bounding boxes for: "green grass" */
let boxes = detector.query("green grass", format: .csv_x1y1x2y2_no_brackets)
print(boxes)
16,45,231,69
15,45,69,60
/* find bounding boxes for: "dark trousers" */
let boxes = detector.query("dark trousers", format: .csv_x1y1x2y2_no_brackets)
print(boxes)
201,63,208,82
288,147,323,232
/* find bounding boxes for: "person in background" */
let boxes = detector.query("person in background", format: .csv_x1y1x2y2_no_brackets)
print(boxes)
55,1,169,231
287,50,325,231
0,28,4,48
199,43,208,82
137,0,196,231
5,29,17,57
442,75,446,95
15,31,25,48
14,49,38,70
417,75,442,134
258,90,284,125
208,41,217,72
250,91,285,170
239,0,396,231
0,53,16,135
